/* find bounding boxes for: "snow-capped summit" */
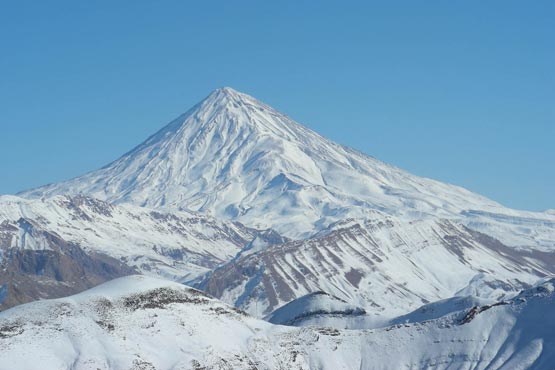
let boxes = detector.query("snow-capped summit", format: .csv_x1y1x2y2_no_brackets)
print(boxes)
19,88,555,245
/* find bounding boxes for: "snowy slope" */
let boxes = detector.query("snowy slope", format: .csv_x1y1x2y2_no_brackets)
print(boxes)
355,278,555,369
0,194,261,308
0,275,366,370
196,215,555,318
18,87,555,247
4,194,552,318
268,291,492,330
1,275,555,370
0,194,255,280
266,291,366,326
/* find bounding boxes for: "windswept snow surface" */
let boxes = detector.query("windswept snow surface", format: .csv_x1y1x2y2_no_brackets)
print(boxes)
1,275,555,370
18,88,555,248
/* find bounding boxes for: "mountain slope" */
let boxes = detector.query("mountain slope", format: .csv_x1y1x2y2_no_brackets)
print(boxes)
18,88,555,246
195,216,555,318
266,291,368,327
0,195,257,309
1,275,554,370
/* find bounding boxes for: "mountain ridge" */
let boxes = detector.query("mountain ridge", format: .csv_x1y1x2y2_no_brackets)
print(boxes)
194,215,555,318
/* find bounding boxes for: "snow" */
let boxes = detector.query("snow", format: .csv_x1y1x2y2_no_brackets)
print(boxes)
17,88,555,249
2,87,554,368
197,216,551,318
266,291,366,326
0,194,255,281
388,295,491,326
1,275,555,370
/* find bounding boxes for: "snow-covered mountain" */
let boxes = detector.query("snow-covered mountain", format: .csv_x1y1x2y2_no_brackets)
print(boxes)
0,194,258,309
18,87,555,247
5,87,555,368
196,215,555,317
1,275,554,370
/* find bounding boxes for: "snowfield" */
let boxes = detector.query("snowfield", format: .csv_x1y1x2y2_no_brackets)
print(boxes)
0,275,554,370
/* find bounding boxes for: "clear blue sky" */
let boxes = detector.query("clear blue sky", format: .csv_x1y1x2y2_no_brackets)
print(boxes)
1,1,553,211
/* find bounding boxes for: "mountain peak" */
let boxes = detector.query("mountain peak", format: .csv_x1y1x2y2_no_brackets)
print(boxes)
213,86,242,96
186,87,277,132
204,86,255,107
21,87,550,245
207,86,241,100
185,86,306,142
